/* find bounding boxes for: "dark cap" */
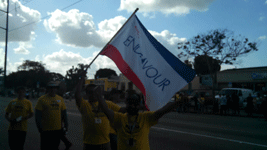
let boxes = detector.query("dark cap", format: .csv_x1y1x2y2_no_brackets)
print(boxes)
47,81,60,87
126,94,141,104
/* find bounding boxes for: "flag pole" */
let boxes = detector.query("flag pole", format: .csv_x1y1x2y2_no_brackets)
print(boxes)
85,8,139,71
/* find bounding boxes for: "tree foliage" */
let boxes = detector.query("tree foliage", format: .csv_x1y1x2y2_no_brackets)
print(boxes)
6,60,63,89
18,60,46,72
94,68,118,79
194,55,221,75
178,29,258,66
184,60,193,68
177,29,258,101
65,64,88,91
0,67,3,76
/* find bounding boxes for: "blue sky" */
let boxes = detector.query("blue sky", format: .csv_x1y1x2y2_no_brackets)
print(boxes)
0,0,266,78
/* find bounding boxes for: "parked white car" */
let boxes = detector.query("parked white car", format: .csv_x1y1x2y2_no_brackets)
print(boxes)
216,88,253,108
63,91,73,99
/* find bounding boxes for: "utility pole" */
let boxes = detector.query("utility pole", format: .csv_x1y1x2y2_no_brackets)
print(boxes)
0,0,9,95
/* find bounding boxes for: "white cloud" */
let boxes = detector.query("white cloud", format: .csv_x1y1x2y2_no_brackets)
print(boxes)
259,16,265,21
97,16,127,42
43,10,187,74
42,49,119,78
0,0,41,42
13,41,34,54
44,9,185,54
35,55,40,61
40,27,187,77
43,49,88,74
118,0,215,16
149,30,186,46
44,9,104,48
265,0,267,4
149,30,187,57
0,48,23,74
0,48,4,67
8,57,25,73
258,35,266,40
14,45,30,54
44,9,128,48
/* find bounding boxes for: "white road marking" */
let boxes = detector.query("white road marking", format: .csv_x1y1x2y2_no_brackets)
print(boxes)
68,112,266,148
152,127,267,148
161,118,256,134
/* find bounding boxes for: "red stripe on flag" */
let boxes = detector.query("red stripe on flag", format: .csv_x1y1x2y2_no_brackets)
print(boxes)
101,44,149,111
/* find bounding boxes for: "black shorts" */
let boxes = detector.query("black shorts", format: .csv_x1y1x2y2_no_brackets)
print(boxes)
8,130,27,150
41,130,61,150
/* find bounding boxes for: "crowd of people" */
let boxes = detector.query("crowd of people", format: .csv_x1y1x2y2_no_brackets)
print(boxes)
4,70,185,150
217,93,267,117
175,92,207,114
5,70,267,150
174,91,267,119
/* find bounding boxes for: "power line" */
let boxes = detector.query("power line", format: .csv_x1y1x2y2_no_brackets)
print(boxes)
60,0,83,11
0,0,35,18
9,0,83,32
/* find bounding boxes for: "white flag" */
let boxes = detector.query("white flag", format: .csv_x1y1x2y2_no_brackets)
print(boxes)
100,15,196,111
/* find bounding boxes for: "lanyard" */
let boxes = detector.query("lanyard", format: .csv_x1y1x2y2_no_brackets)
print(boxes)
91,102,100,117
128,115,138,136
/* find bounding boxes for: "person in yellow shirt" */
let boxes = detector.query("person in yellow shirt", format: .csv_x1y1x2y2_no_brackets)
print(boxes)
5,86,34,150
175,92,183,112
96,86,184,150
57,81,73,150
35,81,68,150
198,94,205,113
108,89,123,150
75,71,125,150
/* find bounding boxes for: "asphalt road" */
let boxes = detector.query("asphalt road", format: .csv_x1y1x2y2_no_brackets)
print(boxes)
1,97,267,150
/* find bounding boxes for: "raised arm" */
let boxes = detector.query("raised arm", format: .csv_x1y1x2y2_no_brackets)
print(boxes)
75,71,86,108
95,86,115,123
152,95,183,121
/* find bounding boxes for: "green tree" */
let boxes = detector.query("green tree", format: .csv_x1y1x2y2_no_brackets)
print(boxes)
193,55,221,75
6,60,63,90
178,29,258,65
177,29,258,108
94,68,117,79
18,60,46,72
65,64,88,91
16,60,48,89
49,72,64,81
0,67,3,75
184,60,193,68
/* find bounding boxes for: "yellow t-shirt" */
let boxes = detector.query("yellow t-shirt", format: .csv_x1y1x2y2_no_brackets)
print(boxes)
5,98,33,131
108,100,121,135
35,94,66,131
78,99,121,145
200,97,205,104
113,111,158,150
175,94,180,101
